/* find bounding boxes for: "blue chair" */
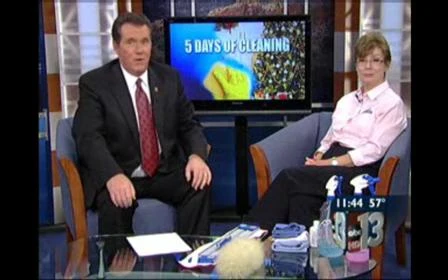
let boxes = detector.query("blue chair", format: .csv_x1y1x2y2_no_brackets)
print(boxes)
56,117,176,241
250,111,410,279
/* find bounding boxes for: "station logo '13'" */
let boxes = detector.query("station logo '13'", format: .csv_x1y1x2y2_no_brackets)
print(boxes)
333,212,384,250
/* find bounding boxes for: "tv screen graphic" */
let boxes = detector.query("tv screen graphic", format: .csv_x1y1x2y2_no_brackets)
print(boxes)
164,16,311,113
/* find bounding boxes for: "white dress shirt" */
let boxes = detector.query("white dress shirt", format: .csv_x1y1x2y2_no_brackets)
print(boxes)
120,64,161,177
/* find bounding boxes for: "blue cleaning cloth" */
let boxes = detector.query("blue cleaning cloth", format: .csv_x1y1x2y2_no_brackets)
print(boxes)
272,231,309,253
272,252,308,267
272,223,306,239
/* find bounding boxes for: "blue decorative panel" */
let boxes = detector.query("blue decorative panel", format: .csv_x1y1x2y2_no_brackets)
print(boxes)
39,0,54,225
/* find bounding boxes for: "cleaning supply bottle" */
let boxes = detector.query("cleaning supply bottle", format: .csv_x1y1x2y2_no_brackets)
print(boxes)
347,174,369,252
319,175,342,221
317,175,343,258
309,220,320,248
350,174,379,196
318,219,343,258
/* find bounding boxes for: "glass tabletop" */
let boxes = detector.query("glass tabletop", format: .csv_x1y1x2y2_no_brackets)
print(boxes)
47,234,375,279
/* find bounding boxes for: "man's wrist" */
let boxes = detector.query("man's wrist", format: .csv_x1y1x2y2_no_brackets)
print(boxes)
188,154,200,161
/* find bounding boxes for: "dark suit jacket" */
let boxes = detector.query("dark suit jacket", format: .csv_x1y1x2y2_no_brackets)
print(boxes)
72,59,208,208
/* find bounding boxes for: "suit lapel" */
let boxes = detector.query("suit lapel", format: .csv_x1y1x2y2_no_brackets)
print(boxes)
148,67,164,142
110,64,140,146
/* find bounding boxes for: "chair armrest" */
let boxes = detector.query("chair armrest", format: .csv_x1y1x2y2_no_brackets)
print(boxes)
370,156,399,280
376,156,400,196
381,120,411,197
250,144,271,199
250,113,322,198
380,119,411,234
59,157,88,240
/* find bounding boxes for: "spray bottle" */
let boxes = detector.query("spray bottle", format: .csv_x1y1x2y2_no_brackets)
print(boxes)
318,175,344,258
319,175,342,220
350,174,380,196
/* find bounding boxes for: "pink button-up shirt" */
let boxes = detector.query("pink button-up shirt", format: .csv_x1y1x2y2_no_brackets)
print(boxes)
317,81,407,166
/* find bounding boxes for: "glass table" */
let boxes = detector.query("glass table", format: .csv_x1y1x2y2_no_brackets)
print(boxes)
43,234,375,279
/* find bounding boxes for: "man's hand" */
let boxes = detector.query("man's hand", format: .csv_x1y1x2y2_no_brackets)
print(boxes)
106,174,136,208
185,154,212,190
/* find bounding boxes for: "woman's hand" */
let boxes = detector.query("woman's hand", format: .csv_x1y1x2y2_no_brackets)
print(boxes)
304,151,327,166
305,157,330,166
313,152,324,160
305,154,355,167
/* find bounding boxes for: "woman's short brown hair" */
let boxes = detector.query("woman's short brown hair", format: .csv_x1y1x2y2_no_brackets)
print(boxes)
355,32,392,67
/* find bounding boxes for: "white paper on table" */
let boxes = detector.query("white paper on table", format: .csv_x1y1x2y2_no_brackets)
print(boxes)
126,232,192,257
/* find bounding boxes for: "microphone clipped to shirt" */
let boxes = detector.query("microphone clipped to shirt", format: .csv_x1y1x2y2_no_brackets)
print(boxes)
355,92,363,103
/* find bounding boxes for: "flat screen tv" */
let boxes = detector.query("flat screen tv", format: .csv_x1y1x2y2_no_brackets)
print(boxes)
164,15,311,114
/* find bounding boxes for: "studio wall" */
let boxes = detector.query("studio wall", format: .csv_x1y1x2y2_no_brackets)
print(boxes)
39,0,363,222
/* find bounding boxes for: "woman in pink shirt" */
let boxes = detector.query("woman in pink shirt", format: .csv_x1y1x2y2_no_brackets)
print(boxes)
246,32,407,230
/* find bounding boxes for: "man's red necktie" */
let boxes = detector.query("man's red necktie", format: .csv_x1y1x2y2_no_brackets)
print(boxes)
135,78,159,176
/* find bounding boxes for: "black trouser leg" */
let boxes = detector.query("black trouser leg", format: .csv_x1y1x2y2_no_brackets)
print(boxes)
133,166,211,235
247,143,382,232
286,167,328,228
247,164,381,231
95,187,137,235
176,186,211,235
246,169,291,231
246,166,331,231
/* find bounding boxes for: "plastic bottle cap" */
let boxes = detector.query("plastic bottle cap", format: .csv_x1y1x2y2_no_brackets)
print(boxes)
313,220,320,228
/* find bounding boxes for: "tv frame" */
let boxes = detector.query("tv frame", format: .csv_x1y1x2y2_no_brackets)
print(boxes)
164,15,312,115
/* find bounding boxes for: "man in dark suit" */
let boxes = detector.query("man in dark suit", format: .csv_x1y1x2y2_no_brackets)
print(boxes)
72,12,212,235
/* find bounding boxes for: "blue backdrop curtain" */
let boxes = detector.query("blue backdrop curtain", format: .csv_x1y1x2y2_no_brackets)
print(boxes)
39,0,55,225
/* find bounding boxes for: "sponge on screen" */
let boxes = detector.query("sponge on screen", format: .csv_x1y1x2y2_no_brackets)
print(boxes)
203,62,251,100
203,63,225,100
